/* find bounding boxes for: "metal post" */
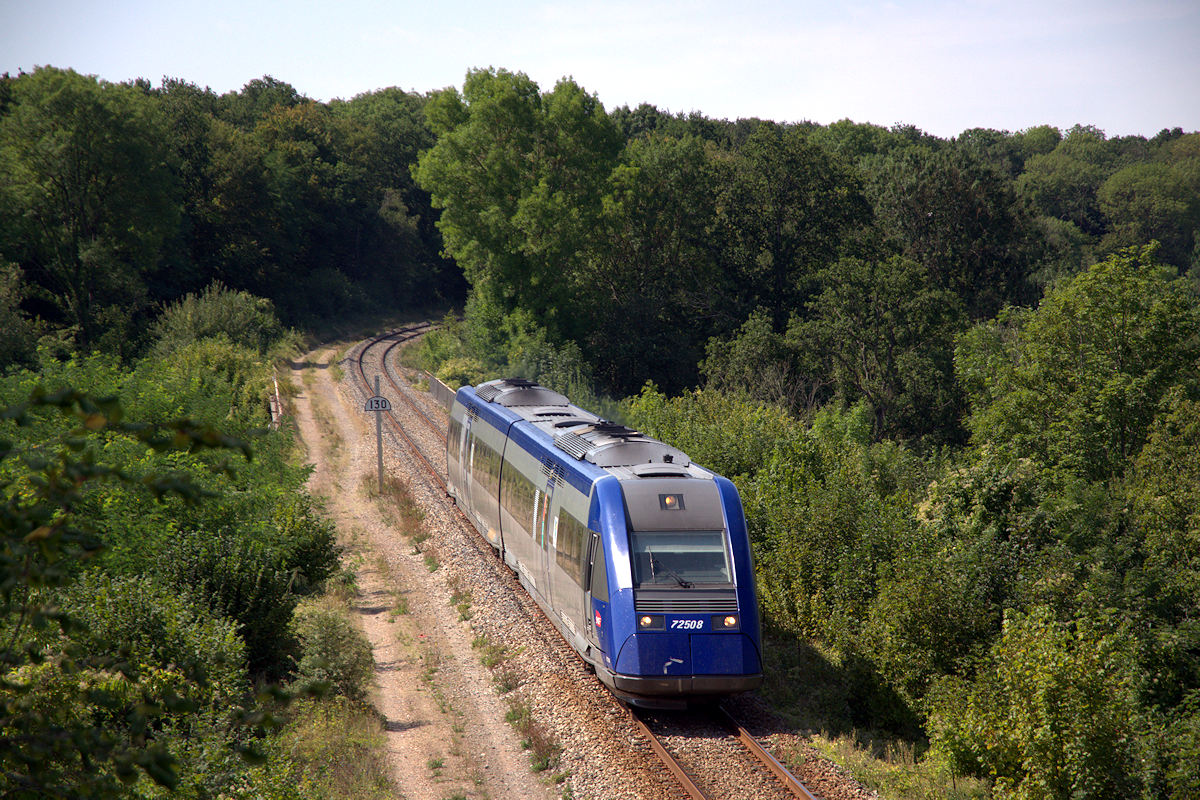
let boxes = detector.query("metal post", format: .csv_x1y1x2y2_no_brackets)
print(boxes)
375,374,384,494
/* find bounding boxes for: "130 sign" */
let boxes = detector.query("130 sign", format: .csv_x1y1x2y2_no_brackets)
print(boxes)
364,395,391,411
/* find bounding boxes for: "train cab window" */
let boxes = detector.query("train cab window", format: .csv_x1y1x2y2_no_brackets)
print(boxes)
629,530,731,587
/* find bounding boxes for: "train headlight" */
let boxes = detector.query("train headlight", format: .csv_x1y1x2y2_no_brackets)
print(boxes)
659,493,685,511
638,614,665,630
712,614,739,630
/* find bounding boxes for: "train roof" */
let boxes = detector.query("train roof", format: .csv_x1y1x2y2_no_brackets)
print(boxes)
462,378,698,474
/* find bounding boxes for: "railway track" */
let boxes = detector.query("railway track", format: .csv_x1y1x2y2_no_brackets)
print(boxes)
349,324,821,800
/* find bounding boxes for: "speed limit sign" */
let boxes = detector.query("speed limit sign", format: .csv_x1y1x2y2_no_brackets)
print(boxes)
364,395,391,411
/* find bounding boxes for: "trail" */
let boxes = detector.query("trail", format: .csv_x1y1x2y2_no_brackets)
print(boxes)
288,345,553,800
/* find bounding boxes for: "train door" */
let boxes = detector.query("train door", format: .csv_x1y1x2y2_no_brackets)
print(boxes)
535,482,554,607
584,531,607,648
450,414,470,500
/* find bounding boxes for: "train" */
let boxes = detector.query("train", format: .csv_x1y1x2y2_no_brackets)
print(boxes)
446,377,762,708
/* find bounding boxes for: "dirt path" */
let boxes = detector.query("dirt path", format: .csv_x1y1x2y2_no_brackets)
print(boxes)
288,346,555,800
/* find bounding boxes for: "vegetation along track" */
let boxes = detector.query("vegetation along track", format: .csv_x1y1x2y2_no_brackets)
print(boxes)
348,325,845,800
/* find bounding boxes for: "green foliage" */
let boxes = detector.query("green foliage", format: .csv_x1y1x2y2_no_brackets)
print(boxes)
718,124,869,328
0,384,258,796
793,255,967,441
958,244,1200,480
290,598,375,702
263,697,395,800
154,530,301,680
0,67,178,353
928,606,1141,800
1098,160,1200,268
702,310,813,412
415,68,620,339
579,133,723,394
0,262,37,371
867,144,1034,319
152,282,294,358
745,413,916,649
63,571,248,703
628,385,793,481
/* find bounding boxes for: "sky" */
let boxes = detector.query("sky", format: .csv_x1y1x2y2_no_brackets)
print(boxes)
3,0,1198,139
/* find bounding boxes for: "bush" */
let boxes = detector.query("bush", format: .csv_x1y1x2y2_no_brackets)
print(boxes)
64,571,248,703
155,529,300,680
290,598,375,702
928,606,1142,799
152,282,293,358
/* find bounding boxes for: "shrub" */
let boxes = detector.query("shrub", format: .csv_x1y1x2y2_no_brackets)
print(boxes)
928,606,1142,799
151,282,291,358
155,529,299,680
63,571,248,703
290,598,375,702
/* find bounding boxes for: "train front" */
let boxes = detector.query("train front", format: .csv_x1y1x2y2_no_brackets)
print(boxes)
595,468,763,708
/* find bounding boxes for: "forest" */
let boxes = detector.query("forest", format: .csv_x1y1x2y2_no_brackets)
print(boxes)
2,63,1200,799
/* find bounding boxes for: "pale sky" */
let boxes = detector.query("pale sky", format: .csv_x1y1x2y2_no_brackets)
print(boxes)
3,0,1198,139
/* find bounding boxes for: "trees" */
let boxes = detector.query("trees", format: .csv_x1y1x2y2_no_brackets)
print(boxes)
958,244,1200,481
0,67,178,353
930,607,1142,800
415,68,621,340
1099,159,1200,269
867,145,1034,319
718,124,869,328
579,134,722,394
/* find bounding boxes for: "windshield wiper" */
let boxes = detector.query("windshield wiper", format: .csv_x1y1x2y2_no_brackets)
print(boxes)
647,548,693,588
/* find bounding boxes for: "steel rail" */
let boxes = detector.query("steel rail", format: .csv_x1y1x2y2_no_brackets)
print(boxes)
354,336,803,800
354,325,445,491
717,707,819,800
629,710,711,800
378,334,447,444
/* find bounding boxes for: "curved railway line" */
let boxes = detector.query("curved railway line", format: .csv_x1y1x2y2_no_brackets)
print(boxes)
348,323,826,800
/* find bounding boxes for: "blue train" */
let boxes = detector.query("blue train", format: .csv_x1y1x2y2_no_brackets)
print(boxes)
446,378,762,708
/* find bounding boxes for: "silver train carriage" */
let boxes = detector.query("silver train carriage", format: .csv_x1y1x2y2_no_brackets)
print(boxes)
446,378,762,708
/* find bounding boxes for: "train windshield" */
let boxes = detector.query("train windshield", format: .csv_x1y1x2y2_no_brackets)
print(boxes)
629,530,731,587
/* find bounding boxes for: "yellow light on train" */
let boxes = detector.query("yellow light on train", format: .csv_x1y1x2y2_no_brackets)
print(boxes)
640,616,654,628
659,493,685,511
711,614,740,630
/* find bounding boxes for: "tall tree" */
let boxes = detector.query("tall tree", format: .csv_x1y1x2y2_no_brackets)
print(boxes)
868,145,1033,319
957,244,1200,481
718,124,868,328
792,255,965,440
577,134,721,394
414,68,621,338
0,67,178,353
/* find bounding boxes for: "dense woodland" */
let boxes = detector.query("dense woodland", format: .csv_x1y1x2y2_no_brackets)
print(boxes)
2,64,1200,799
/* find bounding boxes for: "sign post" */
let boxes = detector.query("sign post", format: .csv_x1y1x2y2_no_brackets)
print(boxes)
364,376,391,494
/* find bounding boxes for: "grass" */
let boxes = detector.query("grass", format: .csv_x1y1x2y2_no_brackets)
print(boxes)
270,695,396,800
505,697,561,772
362,473,427,540
449,578,472,621
307,377,344,464
759,633,990,800
804,734,989,800
329,343,350,382
470,632,556,769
